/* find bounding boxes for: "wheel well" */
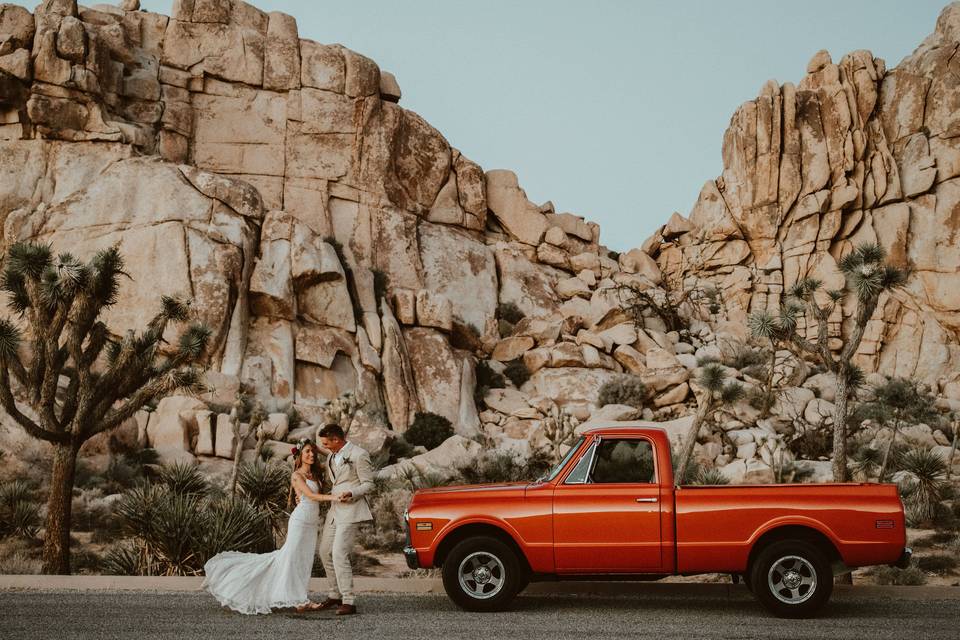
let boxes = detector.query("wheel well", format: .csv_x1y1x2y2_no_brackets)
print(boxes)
433,523,532,574
747,525,841,572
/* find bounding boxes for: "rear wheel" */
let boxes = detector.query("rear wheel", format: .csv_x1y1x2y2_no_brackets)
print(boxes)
441,536,523,612
749,539,833,618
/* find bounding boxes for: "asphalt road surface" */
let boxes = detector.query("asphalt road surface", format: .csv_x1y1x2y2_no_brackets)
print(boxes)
2,590,958,640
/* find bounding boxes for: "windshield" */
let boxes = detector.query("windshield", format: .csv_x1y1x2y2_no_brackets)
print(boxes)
540,436,586,482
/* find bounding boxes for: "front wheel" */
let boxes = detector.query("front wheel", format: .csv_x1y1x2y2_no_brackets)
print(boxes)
441,536,523,612
749,539,833,618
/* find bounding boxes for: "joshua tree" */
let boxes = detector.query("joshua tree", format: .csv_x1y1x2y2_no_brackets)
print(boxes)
747,313,802,419
229,400,267,496
854,378,939,482
674,364,744,485
542,405,579,464
318,391,364,437
748,243,908,482
0,242,210,573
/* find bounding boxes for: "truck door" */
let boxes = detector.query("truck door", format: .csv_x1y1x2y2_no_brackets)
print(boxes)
552,436,663,572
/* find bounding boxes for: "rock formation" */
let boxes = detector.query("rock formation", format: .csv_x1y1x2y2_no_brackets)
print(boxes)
1,0,959,481
644,4,960,391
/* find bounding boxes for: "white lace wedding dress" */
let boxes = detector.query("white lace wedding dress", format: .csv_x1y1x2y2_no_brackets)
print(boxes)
202,479,321,614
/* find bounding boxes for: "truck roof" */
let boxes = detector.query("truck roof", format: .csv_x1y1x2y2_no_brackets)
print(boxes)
579,424,670,437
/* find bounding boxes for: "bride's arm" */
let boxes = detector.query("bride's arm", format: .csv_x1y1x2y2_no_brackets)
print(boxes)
291,473,336,502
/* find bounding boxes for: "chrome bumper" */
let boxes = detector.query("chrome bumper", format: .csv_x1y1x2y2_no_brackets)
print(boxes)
892,547,912,569
403,546,420,570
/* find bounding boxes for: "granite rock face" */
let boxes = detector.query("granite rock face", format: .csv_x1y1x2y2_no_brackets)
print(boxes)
1,0,959,482
643,4,960,388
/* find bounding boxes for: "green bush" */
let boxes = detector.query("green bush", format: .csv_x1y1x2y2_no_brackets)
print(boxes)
598,375,648,408
237,461,290,535
405,412,454,450
112,484,272,576
692,468,730,485
503,359,531,388
497,302,525,325
0,500,40,540
725,345,767,370
898,447,949,526
157,462,209,497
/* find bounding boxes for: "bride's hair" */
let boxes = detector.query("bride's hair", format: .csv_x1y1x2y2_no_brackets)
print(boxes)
287,441,325,510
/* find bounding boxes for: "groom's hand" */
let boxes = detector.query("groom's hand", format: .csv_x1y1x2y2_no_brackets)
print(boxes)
339,491,353,503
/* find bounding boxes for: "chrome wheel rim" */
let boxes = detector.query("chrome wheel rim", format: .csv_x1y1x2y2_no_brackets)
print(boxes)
767,555,817,605
457,551,506,600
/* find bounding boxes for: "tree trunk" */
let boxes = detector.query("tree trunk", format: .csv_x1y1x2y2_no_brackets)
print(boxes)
831,371,850,482
760,343,776,419
878,419,899,483
675,400,712,486
42,442,80,574
947,431,959,481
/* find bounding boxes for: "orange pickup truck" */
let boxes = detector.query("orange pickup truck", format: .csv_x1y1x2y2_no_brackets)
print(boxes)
402,426,911,618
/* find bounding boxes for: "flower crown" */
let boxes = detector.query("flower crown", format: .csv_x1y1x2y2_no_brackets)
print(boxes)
291,438,311,457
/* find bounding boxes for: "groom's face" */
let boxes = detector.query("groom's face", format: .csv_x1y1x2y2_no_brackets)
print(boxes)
321,436,345,453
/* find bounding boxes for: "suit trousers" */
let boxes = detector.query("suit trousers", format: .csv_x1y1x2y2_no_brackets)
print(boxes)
319,512,361,605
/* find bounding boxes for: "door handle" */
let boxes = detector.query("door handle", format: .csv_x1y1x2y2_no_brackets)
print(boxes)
635,497,658,503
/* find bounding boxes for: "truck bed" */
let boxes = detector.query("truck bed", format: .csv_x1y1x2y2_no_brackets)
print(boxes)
673,482,906,572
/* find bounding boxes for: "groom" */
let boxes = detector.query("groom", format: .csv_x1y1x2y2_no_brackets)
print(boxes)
316,423,374,616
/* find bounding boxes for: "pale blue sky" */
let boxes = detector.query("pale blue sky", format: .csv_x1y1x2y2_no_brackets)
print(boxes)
14,1,949,249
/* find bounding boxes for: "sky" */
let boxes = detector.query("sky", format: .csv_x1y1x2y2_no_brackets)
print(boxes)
12,1,949,250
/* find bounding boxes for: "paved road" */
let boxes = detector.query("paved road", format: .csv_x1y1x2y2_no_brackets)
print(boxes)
2,590,958,640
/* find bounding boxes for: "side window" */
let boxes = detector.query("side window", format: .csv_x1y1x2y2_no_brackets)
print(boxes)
563,441,597,484
590,439,655,484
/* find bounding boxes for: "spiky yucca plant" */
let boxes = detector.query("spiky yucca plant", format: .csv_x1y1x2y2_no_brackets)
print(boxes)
747,243,908,482
898,448,949,526
0,242,211,573
674,364,744,485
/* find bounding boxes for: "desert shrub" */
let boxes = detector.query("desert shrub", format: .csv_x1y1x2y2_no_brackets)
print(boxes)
101,541,141,576
362,478,413,552
112,484,272,576
458,451,553,485
237,461,290,536
598,375,648,408
692,467,730,485
284,404,304,430
0,551,41,574
0,500,41,540
674,460,703,485
476,360,506,392
871,564,927,585
912,531,956,549
71,488,121,534
696,354,721,366
0,480,32,508
386,436,417,464
405,412,454,450
503,359,531,388
474,360,506,409
790,423,833,460
497,302,525,325
157,462,209,497
898,448,949,526
725,345,766,371
915,553,957,574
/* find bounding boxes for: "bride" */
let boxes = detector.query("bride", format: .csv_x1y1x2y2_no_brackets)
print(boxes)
203,439,340,614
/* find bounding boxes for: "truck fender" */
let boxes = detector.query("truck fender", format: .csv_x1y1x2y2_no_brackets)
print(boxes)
745,515,844,566
431,516,531,568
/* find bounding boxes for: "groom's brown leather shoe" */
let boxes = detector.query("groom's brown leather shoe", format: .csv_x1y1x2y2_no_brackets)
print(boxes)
316,598,341,610
336,604,357,616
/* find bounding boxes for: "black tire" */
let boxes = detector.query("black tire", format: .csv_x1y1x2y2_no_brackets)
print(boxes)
441,536,523,612
749,539,833,618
